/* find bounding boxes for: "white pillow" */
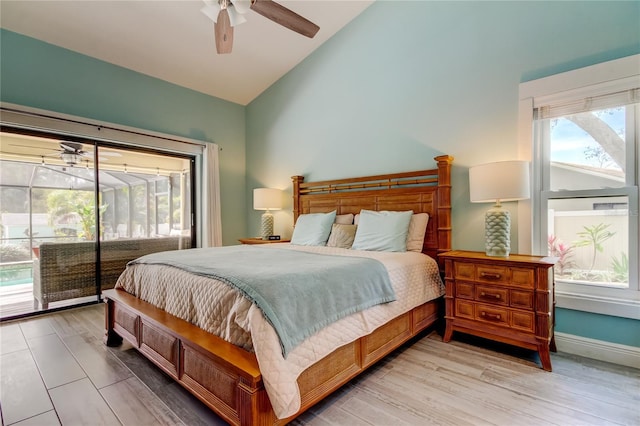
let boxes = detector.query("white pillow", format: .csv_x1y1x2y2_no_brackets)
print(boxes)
406,213,429,252
351,210,413,252
290,211,337,246
335,213,354,225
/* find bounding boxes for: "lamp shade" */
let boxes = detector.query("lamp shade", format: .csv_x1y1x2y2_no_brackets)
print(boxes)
253,188,282,211
469,161,530,203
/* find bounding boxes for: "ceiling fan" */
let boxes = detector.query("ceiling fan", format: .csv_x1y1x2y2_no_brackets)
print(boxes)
201,0,320,54
10,141,121,166
55,142,94,166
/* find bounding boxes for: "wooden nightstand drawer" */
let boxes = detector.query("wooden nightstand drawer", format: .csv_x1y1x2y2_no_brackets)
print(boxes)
475,304,509,327
453,262,475,280
511,310,535,333
472,302,536,333
511,267,535,288
510,289,534,310
455,299,474,319
476,265,509,284
455,282,474,299
476,285,508,306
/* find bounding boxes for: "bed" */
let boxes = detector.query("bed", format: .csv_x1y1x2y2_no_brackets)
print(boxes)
103,154,453,425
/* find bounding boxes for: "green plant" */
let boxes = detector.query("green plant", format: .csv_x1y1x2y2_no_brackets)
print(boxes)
611,252,629,283
573,223,615,271
47,190,106,240
75,201,107,240
0,245,30,263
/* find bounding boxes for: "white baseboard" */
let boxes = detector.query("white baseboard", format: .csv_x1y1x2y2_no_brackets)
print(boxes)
555,332,640,369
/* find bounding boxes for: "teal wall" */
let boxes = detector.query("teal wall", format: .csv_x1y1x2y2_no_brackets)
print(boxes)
1,2,639,348
245,1,640,347
0,29,247,246
556,308,640,347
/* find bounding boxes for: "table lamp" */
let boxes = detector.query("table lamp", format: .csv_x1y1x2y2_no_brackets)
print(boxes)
469,161,530,257
253,188,282,240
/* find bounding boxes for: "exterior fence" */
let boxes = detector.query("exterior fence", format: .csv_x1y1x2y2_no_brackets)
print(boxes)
549,209,629,286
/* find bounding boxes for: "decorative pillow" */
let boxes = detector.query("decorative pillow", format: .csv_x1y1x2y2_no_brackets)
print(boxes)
406,213,430,252
354,214,360,225
326,224,357,249
290,211,337,246
351,210,413,252
335,213,354,225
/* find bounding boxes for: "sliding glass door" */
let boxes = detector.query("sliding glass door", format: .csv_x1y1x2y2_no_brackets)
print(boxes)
0,129,195,319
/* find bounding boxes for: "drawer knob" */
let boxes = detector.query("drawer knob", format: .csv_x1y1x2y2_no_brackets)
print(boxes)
480,272,501,280
480,311,502,321
480,291,501,300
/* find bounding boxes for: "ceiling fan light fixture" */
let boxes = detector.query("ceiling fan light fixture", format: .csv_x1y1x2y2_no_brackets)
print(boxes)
227,7,247,27
230,0,251,14
201,4,221,23
60,152,79,166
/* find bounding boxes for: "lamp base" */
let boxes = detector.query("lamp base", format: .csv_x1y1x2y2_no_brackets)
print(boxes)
485,206,510,257
260,211,274,240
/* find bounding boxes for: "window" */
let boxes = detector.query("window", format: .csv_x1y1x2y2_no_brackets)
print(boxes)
0,105,210,319
519,55,639,319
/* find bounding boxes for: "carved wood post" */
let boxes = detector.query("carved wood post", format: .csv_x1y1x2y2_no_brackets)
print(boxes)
435,155,454,266
291,175,304,223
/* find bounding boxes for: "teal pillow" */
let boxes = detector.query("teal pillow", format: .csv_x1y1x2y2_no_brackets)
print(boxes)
351,210,413,252
290,211,337,246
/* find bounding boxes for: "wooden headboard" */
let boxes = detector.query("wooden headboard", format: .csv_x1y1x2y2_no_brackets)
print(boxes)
292,155,453,267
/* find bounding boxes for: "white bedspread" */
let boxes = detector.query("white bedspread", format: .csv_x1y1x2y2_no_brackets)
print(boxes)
115,244,444,418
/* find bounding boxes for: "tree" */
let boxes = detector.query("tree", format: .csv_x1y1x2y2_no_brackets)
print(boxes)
566,110,625,172
47,190,106,240
584,145,615,169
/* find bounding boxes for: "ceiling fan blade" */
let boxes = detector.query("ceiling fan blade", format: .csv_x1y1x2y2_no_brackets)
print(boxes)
60,141,84,153
215,9,234,54
98,151,122,157
250,0,319,38
8,143,59,152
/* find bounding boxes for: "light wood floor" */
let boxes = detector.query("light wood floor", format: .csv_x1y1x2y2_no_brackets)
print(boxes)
1,304,638,426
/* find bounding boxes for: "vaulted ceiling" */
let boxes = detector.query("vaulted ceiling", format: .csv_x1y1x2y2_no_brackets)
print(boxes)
0,0,373,105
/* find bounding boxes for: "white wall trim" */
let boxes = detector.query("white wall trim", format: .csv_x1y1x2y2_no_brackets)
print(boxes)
0,102,206,154
557,289,640,320
555,332,640,369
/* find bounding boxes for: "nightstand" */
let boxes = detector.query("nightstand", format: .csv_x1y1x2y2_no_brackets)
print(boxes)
238,237,290,245
439,250,557,371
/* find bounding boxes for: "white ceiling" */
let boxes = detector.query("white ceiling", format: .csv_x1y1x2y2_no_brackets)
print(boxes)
0,0,373,105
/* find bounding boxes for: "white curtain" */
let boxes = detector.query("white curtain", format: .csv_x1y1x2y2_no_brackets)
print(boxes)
202,143,223,247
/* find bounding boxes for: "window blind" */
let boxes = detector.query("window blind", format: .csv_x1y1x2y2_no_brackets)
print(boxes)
534,88,639,120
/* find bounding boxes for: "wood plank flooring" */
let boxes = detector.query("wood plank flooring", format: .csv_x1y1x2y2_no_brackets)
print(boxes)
0,304,638,425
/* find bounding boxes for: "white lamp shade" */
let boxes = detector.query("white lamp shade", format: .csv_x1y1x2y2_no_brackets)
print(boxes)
253,188,282,211
469,161,530,203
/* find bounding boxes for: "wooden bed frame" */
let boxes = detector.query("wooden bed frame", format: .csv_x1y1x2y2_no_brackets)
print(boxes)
103,155,453,425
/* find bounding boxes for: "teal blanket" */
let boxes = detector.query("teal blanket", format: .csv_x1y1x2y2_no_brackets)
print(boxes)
130,246,396,357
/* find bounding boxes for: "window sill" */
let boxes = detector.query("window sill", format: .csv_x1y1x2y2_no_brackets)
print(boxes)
556,290,640,320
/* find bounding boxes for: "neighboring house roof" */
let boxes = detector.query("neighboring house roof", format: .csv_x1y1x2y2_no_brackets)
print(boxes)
551,161,625,183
